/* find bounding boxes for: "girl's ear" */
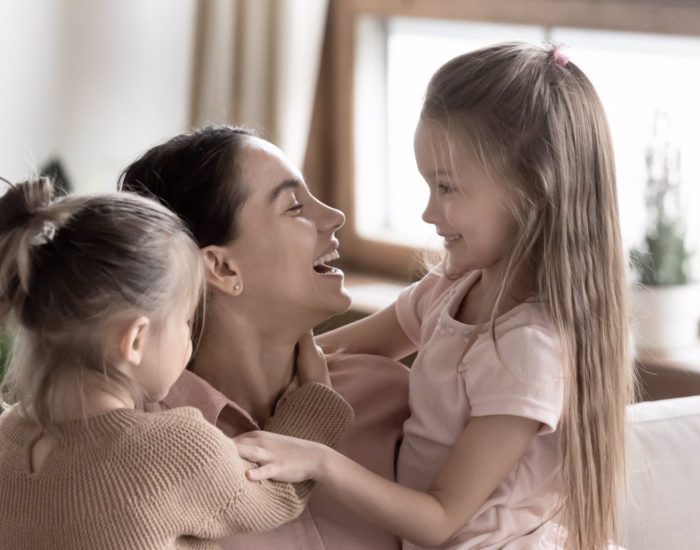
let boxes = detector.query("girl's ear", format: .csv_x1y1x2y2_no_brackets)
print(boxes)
201,245,243,296
119,316,151,366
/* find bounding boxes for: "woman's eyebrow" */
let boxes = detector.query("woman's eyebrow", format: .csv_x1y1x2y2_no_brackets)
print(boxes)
268,178,302,204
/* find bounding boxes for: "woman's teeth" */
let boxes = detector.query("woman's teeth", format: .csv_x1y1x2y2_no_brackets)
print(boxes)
313,250,340,267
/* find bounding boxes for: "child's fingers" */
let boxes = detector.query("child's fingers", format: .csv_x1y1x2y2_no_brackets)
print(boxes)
298,332,325,361
246,463,278,481
236,443,270,464
234,431,266,446
296,331,330,386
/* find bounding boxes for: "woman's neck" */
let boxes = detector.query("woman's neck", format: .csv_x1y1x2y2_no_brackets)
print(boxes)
191,307,298,426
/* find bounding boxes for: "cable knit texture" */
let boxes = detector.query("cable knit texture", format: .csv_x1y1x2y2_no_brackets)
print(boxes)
0,382,353,549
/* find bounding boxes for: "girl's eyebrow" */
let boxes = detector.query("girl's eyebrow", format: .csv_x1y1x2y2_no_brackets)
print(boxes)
426,169,453,178
268,178,302,204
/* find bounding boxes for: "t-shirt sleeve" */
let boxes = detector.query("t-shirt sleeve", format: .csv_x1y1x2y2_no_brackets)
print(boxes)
395,270,444,346
461,325,564,434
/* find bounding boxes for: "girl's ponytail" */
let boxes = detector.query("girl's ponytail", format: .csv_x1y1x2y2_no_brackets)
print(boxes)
0,178,74,325
1,177,204,429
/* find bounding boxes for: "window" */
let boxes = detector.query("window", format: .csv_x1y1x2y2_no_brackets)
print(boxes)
331,0,700,279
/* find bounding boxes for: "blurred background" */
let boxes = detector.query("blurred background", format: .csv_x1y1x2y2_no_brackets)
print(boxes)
1,0,699,366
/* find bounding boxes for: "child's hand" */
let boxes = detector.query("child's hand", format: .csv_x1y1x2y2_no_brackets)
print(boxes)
235,431,328,483
295,332,331,387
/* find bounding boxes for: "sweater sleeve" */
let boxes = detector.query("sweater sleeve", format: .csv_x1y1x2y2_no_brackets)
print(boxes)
167,412,310,538
171,384,353,538
264,381,354,498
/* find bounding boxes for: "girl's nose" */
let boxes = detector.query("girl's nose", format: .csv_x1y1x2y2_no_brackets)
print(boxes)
422,195,439,226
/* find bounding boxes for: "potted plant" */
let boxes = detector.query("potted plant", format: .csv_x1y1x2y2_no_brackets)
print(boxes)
631,113,700,357
0,331,10,413
0,332,9,377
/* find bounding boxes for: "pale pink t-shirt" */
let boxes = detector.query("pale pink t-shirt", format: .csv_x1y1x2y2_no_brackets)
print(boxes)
395,270,566,550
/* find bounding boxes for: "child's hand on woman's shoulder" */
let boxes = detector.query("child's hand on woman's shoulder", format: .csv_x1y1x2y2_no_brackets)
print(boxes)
236,431,329,483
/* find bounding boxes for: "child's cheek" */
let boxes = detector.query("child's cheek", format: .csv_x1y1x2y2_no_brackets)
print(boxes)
444,204,466,231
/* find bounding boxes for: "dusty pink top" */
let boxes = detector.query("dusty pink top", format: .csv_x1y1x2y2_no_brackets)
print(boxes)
395,270,565,549
163,353,410,550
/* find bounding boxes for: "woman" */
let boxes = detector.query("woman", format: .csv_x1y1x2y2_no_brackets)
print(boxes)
119,125,409,550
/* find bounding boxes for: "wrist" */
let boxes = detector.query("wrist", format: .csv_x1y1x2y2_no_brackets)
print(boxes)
298,373,331,387
315,444,339,483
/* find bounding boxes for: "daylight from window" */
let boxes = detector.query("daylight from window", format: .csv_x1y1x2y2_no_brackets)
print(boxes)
354,17,700,264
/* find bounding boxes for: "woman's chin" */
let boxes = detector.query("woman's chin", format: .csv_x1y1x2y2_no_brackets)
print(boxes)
331,287,353,313
313,289,353,321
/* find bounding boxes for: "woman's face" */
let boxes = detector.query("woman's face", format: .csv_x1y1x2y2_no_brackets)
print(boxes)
227,137,351,328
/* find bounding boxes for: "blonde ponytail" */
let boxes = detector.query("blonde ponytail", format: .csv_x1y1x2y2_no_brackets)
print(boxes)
0,177,204,429
0,178,75,323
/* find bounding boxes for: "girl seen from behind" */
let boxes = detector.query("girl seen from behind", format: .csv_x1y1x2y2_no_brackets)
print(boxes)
235,42,635,549
0,178,352,549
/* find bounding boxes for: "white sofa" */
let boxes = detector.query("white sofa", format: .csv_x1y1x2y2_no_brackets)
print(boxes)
622,394,700,549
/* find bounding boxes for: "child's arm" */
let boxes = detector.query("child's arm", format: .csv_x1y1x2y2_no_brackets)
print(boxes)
316,303,415,360
236,414,540,547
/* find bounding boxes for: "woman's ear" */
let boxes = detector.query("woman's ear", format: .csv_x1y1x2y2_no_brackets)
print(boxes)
201,246,244,296
119,316,151,366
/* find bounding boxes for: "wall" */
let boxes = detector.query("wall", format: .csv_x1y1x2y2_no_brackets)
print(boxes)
0,0,197,193
0,0,62,183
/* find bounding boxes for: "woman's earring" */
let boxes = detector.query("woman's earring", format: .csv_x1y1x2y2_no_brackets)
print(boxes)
233,283,242,294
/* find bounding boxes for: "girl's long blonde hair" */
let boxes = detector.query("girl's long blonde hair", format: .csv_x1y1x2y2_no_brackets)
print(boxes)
422,42,635,549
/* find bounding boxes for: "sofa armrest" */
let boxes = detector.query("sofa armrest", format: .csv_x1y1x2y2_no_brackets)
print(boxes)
621,396,700,549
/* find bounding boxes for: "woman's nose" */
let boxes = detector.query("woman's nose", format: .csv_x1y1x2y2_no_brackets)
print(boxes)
319,202,345,232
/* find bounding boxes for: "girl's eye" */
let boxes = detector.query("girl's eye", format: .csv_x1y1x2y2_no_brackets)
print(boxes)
437,182,454,195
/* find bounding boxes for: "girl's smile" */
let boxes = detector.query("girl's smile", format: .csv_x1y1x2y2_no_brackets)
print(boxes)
414,119,518,277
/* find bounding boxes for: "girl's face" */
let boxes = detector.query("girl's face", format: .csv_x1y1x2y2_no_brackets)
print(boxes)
414,119,518,276
226,137,351,328
138,301,195,401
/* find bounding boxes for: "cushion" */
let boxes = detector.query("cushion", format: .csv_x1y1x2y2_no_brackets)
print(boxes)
621,396,700,549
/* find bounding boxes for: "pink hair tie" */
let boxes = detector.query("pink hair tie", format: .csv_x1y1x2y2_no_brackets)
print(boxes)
551,46,570,67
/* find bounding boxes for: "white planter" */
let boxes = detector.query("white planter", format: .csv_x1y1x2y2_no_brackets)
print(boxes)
632,283,700,355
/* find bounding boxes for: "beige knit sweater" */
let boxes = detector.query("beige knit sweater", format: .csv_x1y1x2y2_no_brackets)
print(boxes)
0,382,353,549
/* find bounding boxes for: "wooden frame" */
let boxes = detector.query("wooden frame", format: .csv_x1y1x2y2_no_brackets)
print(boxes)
330,0,700,280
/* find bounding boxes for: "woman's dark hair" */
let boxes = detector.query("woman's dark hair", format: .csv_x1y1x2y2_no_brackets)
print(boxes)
118,125,254,247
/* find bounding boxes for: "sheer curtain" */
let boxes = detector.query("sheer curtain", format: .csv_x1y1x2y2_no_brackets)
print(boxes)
190,0,329,169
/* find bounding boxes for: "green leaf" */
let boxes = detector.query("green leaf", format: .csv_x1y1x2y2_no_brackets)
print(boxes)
0,332,11,383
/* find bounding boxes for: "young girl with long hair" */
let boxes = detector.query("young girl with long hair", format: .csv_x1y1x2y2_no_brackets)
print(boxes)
235,42,635,549
0,178,352,549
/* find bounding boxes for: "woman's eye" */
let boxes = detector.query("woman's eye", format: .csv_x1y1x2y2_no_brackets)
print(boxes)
287,203,304,214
